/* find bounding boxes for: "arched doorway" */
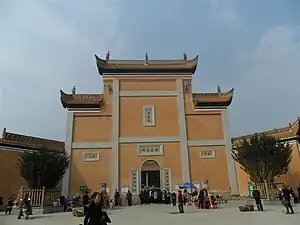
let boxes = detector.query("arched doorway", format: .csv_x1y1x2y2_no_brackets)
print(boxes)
140,160,161,189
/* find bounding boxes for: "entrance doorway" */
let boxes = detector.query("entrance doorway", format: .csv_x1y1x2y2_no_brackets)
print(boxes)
140,160,160,189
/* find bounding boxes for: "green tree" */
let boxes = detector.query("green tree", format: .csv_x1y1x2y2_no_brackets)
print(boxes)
18,147,70,189
232,133,292,183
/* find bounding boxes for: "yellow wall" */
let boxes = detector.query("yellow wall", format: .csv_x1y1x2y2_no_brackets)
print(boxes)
119,96,180,137
73,114,112,142
189,146,230,192
0,149,27,199
119,143,182,187
69,148,112,195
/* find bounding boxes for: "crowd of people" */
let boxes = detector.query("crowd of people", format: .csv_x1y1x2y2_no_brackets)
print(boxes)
0,183,299,222
138,187,218,213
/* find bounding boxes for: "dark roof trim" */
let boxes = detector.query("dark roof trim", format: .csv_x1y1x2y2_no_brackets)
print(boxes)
95,55,198,75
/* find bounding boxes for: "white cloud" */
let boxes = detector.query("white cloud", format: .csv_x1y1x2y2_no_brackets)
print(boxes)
206,0,241,29
0,0,127,140
230,25,300,135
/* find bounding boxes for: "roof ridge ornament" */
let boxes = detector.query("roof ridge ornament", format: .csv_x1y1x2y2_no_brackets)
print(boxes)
217,85,221,95
183,52,187,61
145,53,149,65
1,128,6,138
106,51,111,60
72,85,76,95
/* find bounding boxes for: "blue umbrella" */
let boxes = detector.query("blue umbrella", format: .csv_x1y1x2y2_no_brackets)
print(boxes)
179,182,196,189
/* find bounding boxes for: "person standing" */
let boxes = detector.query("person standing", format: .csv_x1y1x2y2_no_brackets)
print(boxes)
171,191,177,206
282,186,294,214
5,194,15,215
183,189,188,205
166,190,171,205
198,189,205,209
252,188,263,211
126,190,132,206
178,190,184,213
114,189,120,207
82,192,90,225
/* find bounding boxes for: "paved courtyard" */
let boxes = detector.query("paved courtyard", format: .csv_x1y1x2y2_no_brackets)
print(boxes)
1,201,299,225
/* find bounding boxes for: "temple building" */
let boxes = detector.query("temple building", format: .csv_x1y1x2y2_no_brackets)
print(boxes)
60,53,238,197
232,118,300,196
0,128,64,199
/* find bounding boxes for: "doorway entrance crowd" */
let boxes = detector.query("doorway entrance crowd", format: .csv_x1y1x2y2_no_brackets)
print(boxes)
140,160,161,189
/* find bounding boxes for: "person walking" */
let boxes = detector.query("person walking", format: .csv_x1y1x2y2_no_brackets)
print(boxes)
282,186,294,214
5,194,15,215
85,193,111,225
171,191,176,206
252,188,263,211
177,190,184,213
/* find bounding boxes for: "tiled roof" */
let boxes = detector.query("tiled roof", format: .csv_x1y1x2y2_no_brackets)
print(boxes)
232,117,300,146
0,128,64,152
95,55,199,75
60,90,104,109
60,88,234,109
192,88,234,107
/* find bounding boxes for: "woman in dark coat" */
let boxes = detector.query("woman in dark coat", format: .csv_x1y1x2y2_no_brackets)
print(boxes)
86,193,111,225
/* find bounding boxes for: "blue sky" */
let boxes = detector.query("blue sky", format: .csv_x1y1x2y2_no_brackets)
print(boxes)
0,0,299,141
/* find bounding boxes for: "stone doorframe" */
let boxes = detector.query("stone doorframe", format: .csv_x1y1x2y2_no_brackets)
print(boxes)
139,159,163,192
135,159,171,194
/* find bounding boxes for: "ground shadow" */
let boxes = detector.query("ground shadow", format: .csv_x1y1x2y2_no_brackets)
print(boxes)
29,214,54,220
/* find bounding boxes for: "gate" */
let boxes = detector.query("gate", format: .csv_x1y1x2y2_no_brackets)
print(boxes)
17,186,61,207
254,181,285,200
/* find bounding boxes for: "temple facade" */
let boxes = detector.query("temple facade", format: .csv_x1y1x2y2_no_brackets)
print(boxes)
233,118,300,196
60,54,238,197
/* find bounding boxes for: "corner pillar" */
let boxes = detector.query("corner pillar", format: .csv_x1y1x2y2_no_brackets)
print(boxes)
176,79,191,182
222,110,239,195
112,79,120,193
61,111,74,197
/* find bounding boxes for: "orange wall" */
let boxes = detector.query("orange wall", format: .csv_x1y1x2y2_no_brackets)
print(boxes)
119,143,182,187
186,113,224,140
189,146,230,192
119,96,180,137
69,148,112,195
0,149,27,199
277,142,300,187
119,79,177,91
73,114,112,142
234,161,249,196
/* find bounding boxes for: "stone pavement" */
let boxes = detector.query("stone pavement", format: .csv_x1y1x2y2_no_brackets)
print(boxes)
1,201,299,225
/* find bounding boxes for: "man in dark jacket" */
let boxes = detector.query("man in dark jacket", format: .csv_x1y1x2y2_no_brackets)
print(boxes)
126,190,132,206
82,192,90,225
198,189,205,209
86,193,111,225
282,186,294,214
171,192,176,206
252,188,263,211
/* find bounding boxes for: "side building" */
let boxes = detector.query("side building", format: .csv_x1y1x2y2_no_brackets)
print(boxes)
60,54,239,197
232,118,300,196
0,128,65,199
